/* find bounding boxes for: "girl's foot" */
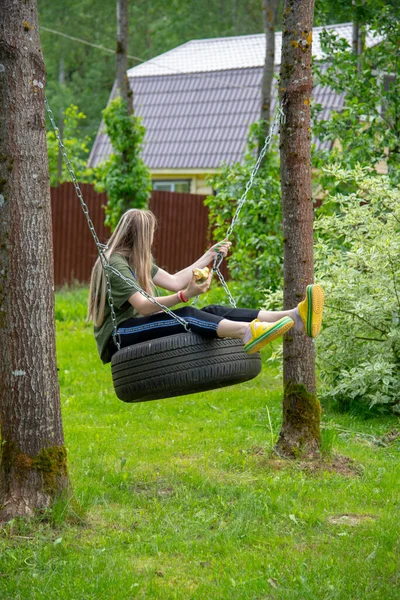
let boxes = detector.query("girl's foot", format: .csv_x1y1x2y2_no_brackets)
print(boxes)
243,317,294,354
297,284,324,338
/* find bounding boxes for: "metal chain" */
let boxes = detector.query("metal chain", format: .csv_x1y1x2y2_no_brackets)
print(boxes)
45,98,191,348
212,103,286,307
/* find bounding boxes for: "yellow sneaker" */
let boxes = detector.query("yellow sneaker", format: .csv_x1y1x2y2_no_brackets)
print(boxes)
297,284,324,338
243,317,294,354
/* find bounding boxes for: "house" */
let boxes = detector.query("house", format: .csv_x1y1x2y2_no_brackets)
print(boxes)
88,23,379,195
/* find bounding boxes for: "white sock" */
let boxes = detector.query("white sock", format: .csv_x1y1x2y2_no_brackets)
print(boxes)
293,307,304,332
243,324,252,344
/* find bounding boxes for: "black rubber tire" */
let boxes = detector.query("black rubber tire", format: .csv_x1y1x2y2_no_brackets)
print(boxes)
111,332,262,403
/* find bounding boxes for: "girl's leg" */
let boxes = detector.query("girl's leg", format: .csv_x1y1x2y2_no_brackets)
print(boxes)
258,308,303,331
257,308,296,322
114,307,222,350
216,315,294,354
202,304,303,332
201,280,325,342
216,319,248,339
200,305,295,352
109,305,295,359
115,307,253,345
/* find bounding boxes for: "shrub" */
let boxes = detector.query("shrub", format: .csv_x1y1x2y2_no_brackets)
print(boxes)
312,11,400,185
314,165,400,414
47,104,94,187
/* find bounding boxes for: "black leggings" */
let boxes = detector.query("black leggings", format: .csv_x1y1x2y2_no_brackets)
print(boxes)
108,304,259,358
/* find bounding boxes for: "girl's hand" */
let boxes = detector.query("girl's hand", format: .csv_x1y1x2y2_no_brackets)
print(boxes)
184,272,212,299
208,238,231,259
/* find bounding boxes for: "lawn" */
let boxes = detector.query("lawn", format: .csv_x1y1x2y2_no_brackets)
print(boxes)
0,287,399,600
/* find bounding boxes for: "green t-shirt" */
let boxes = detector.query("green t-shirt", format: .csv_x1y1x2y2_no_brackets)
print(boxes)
94,253,159,364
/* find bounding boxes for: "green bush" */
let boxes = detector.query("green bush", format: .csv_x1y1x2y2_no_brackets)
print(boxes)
312,11,400,185
205,125,283,308
94,97,151,230
314,165,400,414
47,104,94,187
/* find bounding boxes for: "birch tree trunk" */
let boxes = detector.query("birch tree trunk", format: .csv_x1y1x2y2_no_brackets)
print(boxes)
259,0,280,155
276,0,321,458
0,0,70,520
116,0,133,114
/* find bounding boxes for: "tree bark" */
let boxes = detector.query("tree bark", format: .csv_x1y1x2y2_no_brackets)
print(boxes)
259,0,280,155
0,0,70,520
352,0,365,73
116,0,133,114
276,0,321,458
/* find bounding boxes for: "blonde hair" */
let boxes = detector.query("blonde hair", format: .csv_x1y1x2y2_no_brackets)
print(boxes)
88,209,157,326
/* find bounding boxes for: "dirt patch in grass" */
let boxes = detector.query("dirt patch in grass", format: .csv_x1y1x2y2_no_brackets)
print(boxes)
131,480,175,498
296,454,362,477
377,428,400,446
252,451,362,477
328,513,378,526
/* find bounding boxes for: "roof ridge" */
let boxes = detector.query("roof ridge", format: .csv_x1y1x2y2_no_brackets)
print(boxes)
127,22,356,78
182,22,353,44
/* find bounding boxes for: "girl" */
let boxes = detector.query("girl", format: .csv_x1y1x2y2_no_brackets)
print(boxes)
88,209,324,364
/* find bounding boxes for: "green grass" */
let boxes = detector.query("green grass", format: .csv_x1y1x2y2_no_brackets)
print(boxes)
1,287,399,600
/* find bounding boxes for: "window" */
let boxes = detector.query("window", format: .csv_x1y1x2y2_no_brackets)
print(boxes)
152,180,191,193
383,74,396,93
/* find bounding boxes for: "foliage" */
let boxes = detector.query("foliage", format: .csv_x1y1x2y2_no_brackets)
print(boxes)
205,123,283,308
314,165,400,414
312,9,400,185
94,97,151,230
314,0,398,27
47,104,94,186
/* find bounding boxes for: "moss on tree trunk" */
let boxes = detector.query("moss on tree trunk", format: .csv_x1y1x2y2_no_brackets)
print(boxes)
1,442,68,493
0,442,70,521
275,383,321,458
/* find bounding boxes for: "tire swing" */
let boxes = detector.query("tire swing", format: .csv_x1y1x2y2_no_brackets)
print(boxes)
45,98,283,403
112,333,262,403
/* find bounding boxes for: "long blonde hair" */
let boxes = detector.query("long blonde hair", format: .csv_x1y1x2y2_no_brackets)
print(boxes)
88,209,157,326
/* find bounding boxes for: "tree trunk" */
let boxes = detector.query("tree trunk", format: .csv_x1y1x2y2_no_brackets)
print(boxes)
352,0,364,72
116,0,133,114
276,0,321,458
259,0,280,155
352,19,360,56
232,0,238,35
0,0,70,520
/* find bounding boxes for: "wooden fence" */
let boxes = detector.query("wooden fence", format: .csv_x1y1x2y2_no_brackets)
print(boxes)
50,183,228,286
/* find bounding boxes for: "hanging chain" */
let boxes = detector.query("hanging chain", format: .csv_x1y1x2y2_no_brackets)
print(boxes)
212,102,286,307
45,98,190,349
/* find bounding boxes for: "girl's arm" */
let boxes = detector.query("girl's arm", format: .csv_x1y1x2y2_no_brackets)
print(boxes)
153,239,231,292
128,272,212,316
